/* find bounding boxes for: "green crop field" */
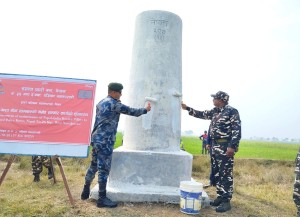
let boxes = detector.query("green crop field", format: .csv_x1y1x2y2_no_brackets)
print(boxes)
180,136,299,161
114,133,300,161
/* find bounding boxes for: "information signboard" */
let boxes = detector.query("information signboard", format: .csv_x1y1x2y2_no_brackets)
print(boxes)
0,73,96,157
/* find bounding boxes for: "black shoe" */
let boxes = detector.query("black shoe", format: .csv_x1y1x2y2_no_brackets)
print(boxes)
33,174,40,182
210,197,222,206
81,184,90,200
48,167,54,179
216,201,231,213
97,197,118,208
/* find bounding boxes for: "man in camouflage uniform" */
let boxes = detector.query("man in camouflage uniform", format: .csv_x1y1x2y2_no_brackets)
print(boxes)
31,155,54,182
81,82,151,208
181,91,241,213
293,148,300,217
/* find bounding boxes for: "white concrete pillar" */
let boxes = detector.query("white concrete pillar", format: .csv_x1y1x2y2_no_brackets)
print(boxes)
123,10,182,152
91,10,193,204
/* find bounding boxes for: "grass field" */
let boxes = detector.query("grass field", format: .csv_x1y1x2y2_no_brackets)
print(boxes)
0,133,299,216
181,136,299,160
116,133,300,161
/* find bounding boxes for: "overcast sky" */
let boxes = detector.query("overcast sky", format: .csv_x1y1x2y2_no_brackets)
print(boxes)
0,0,299,140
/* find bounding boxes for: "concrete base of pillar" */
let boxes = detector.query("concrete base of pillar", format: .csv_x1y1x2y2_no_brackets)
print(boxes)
90,146,198,203
91,183,179,203
90,183,210,206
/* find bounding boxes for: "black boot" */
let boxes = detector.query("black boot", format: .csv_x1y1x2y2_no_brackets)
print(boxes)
216,201,231,213
210,196,222,206
33,174,40,182
81,183,91,200
97,190,118,208
48,167,54,179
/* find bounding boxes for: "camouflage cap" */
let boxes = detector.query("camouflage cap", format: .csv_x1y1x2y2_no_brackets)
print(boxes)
108,82,123,92
211,91,229,102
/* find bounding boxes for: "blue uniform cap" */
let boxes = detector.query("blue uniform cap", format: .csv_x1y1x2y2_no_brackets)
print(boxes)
108,82,123,92
211,91,229,102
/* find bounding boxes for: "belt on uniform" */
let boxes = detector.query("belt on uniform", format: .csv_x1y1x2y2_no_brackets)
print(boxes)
212,138,228,143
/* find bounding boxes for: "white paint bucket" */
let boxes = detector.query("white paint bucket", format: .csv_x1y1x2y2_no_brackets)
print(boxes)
180,181,203,215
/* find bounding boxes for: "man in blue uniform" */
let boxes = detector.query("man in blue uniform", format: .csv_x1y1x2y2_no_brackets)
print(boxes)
81,82,151,208
181,91,241,213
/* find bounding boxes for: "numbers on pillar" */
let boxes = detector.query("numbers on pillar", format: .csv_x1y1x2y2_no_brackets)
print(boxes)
154,28,166,40
150,19,168,41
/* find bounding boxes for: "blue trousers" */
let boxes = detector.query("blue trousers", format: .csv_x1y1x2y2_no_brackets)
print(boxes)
84,142,113,190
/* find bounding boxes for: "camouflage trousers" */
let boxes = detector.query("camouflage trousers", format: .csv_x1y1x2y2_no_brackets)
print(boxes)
294,174,300,214
294,149,300,214
32,156,51,175
211,144,234,201
84,142,113,189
